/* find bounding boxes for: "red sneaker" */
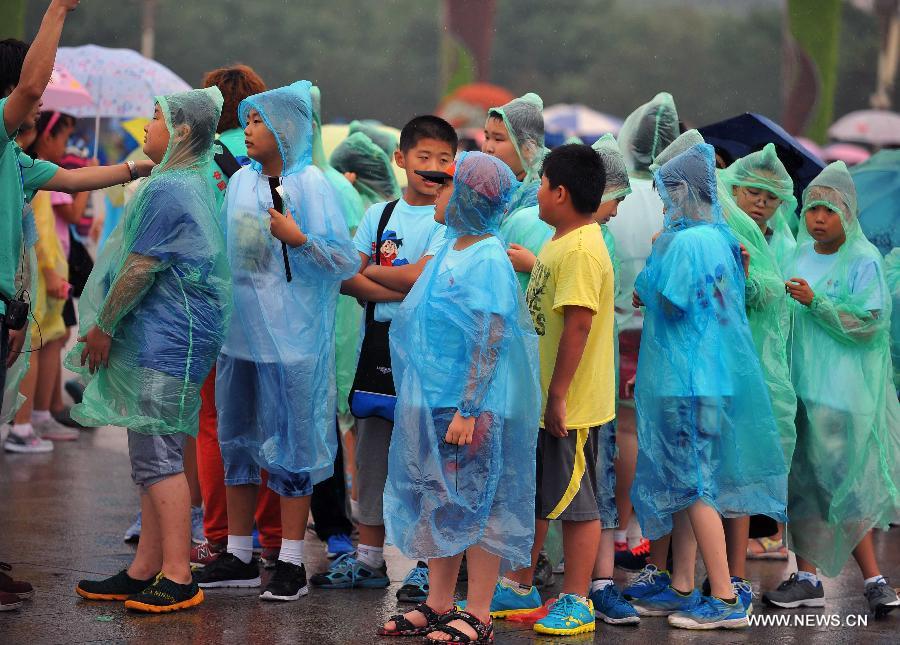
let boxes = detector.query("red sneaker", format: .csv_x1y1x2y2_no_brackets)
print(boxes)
0,563,34,599
614,541,630,553
0,590,23,611
190,542,224,568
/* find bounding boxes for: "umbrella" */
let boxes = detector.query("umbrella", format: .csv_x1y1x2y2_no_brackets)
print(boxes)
55,45,191,155
823,143,871,166
699,112,826,206
796,136,825,160
828,110,900,147
543,103,623,147
437,82,516,130
850,149,900,256
41,63,92,112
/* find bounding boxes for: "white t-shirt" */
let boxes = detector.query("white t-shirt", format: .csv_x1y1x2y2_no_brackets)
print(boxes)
793,245,884,312
353,198,446,322
605,177,664,331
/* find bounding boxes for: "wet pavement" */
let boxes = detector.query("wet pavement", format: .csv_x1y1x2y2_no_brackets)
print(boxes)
1,425,898,644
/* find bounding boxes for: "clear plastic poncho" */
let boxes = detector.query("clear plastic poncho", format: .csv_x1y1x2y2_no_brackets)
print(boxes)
490,92,545,220
217,81,358,479
593,133,632,203
311,86,366,425
384,151,541,569
618,92,680,178
720,143,798,272
631,144,787,539
348,119,398,159
784,161,900,576
648,129,704,174
329,131,400,209
66,87,231,436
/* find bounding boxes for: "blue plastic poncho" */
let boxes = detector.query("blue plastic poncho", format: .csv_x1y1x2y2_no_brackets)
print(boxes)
66,87,231,436
311,86,366,426
784,161,900,576
384,151,540,569
720,143,798,272
631,144,787,539
217,81,357,480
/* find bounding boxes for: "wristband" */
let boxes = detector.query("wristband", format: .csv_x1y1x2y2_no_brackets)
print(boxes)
126,160,138,181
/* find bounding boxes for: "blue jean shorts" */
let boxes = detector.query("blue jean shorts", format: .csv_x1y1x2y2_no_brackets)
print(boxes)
127,429,186,490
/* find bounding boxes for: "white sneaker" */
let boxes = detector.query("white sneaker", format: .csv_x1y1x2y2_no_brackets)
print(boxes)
3,428,54,453
33,417,80,441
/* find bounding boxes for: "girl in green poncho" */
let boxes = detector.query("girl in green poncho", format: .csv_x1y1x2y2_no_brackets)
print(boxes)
762,162,900,619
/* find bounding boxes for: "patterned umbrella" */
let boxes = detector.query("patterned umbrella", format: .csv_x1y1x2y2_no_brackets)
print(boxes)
41,63,93,112
543,103,623,147
828,110,900,147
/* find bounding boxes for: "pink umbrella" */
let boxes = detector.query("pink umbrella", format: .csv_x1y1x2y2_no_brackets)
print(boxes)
823,143,871,166
796,137,825,160
41,63,93,112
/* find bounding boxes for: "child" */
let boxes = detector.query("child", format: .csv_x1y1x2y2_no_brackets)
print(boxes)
482,143,611,637
193,81,356,602
378,151,540,643
629,143,787,630
311,115,457,604
331,130,401,209
71,86,229,613
763,161,900,618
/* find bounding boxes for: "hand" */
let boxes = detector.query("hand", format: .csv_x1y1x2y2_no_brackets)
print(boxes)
445,411,476,446
545,394,568,438
269,208,307,247
6,328,27,368
507,243,537,273
52,0,81,11
632,290,644,308
79,326,112,374
624,374,637,399
739,243,751,277
786,278,814,306
343,171,357,185
133,159,155,178
45,270,69,300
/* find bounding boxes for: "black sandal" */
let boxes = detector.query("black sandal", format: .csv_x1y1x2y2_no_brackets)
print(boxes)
424,610,494,644
378,602,450,637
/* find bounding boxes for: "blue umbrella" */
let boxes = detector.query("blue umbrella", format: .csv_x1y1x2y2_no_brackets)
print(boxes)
544,104,623,147
850,149,900,256
699,112,826,208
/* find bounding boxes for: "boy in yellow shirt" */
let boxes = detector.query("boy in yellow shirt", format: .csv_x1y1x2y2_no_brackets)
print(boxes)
486,143,613,637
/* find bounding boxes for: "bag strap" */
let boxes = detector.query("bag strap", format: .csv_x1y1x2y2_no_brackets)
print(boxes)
268,177,293,283
366,199,400,326
214,139,242,178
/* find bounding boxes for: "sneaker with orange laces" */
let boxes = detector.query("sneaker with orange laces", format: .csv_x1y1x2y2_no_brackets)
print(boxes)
615,538,651,572
0,562,34,599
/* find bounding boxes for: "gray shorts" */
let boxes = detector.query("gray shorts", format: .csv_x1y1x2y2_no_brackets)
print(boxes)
127,429,186,490
354,416,392,526
536,422,616,523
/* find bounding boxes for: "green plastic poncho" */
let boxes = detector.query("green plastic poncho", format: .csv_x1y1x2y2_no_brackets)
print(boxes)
348,120,398,159
490,92,545,221
330,131,401,209
785,161,900,576
887,248,900,391
311,87,366,425
720,143,798,273
385,151,540,569
618,91,679,179
66,87,231,436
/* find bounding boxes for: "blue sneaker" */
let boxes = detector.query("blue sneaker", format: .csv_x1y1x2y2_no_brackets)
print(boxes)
534,593,596,636
325,533,354,559
190,506,205,545
733,578,754,614
668,594,749,629
396,561,429,603
623,564,671,601
632,585,701,616
589,584,640,625
308,553,389,589
459,579,543,618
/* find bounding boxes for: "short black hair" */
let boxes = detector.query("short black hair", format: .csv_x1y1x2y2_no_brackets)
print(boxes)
541,143,605,214
0,39,29,97
399,114,458,153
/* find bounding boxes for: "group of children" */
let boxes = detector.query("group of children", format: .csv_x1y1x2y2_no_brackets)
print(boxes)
1,1,898,640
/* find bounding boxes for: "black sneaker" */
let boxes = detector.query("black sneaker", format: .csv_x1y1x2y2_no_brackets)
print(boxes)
864,579,900,619
260,560,308,601
193,552,261,588
615,539,651,572
396,561,429,603
532,551,555,589
124,575,204,613
76,570,156,601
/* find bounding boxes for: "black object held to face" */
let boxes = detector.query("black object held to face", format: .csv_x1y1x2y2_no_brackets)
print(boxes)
267,176,292,283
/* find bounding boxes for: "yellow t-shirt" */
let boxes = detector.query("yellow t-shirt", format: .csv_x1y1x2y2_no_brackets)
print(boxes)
525,223,616,429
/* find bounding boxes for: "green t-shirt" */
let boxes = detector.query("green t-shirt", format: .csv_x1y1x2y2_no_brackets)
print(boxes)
0,98,59,313
210,128,249,211
499,204,554,293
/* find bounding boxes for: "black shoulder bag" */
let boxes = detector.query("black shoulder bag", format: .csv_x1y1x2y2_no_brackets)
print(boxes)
348,199,400,421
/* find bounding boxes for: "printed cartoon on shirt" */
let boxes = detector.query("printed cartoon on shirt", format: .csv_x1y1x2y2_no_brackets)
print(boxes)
371,230,409,266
